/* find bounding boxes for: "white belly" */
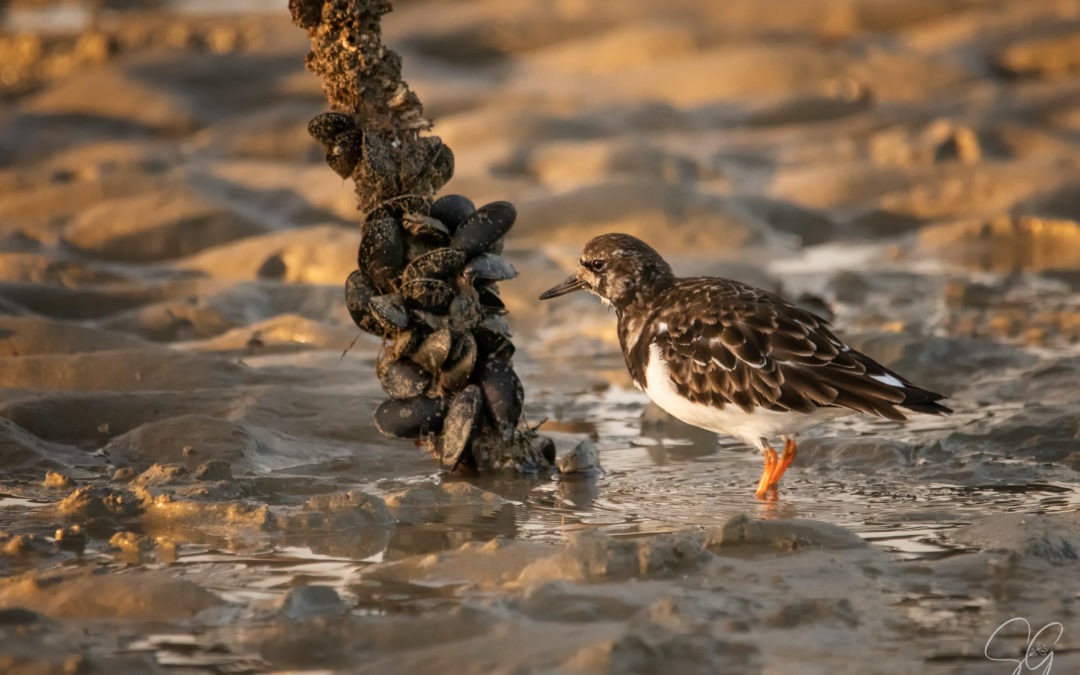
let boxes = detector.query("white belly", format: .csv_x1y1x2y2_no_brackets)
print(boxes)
643,344,835,447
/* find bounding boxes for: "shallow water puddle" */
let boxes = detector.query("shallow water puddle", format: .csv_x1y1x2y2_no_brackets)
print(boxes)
175,545,366,605
136,378,1078,638
516,382,1080,559
125,632,263,670
859,525,971,560
0,492,52,509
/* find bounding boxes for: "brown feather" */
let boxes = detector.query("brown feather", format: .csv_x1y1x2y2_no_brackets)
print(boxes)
616,275,950,420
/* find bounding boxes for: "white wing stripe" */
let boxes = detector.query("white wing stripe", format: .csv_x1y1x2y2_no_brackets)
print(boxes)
870,373,904,387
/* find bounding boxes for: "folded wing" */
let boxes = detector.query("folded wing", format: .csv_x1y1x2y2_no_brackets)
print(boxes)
642,279,951,420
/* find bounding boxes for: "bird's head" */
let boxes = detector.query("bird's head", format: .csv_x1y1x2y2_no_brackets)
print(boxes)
539,233,674,310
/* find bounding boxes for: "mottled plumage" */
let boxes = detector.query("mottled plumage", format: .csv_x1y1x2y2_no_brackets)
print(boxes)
628,277,949,421
540,233,952,500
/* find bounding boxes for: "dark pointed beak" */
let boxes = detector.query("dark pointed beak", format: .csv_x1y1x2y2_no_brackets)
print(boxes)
539,275,585,300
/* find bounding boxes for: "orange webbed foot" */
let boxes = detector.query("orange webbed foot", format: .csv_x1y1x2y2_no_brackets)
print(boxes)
766,436,798,489
754,445,779,500
753,437,798,500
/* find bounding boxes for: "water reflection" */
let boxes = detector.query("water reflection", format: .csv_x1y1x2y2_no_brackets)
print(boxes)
510,374,1079,558
383,507,517,561
285,526,391,562
555,475,602,510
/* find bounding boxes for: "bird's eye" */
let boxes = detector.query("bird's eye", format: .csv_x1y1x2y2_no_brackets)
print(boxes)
583,259,604,273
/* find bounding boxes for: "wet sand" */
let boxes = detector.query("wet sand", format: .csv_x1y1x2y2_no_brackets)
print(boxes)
1,0,1079,672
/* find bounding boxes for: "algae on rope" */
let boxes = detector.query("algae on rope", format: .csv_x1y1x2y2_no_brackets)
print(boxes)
290,0,554,473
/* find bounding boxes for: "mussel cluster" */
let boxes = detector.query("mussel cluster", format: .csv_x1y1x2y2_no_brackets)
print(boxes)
308,117,549,471
294,0,554,473
307,111,451,215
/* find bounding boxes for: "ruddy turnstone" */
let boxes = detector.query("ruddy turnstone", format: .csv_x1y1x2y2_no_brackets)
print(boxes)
539,233,952,500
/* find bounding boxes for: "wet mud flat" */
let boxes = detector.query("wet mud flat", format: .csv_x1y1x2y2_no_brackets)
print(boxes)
1,0,1080,672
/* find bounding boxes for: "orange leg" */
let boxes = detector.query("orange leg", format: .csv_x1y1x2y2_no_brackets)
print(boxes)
766,436,798,489
754,445,779,501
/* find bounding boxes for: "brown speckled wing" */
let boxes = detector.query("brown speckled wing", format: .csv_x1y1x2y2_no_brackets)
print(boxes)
637,278,949,420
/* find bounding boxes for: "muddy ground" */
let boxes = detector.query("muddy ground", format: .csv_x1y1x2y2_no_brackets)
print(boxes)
0,0,1079,673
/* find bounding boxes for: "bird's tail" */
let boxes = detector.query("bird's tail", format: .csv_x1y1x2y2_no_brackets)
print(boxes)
899,385,952,416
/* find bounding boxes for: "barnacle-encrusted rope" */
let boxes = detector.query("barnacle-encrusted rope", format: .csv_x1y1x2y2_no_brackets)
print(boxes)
290,0,554,472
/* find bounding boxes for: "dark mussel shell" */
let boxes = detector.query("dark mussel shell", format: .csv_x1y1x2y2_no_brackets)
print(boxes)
377,357,432,399
326,130,364,179
440,385,481,471
413,310,447,333
374,396,447,440
430,194,475,232
402,278,454,314
473,323,515,361
428,143,455,192
398,137,431,181
480,314,512,337
369,293,410,333
365,194,430,223
402,214,451,244
439,331,477,390
361,133,397,186
410,328,452,373
476,283,506,314
402,248,467,283
450,201,516,256
385,328,423,361
308,111,354,146
465,253,518,282
448,288,482,333
401,137,452,191
534,435,557,466
404,237,439,264
344,269,380,335
359,217,405,291
476,357,524,438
